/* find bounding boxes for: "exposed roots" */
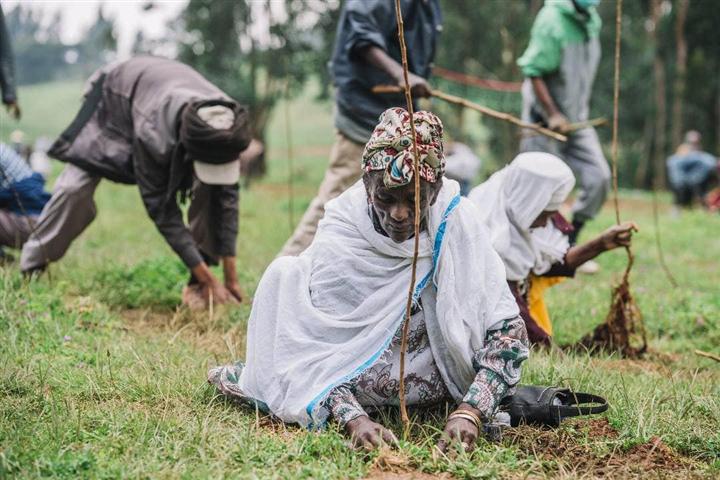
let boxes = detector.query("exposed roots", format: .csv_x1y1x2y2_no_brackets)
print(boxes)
573,260,647,358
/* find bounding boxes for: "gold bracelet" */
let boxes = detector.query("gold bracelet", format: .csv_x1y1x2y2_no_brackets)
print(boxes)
451,408,482,427
447,411,479,429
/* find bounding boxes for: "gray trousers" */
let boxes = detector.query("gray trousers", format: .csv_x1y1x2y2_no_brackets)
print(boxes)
279,132,364,256
20,164,217,272
519,128,611,222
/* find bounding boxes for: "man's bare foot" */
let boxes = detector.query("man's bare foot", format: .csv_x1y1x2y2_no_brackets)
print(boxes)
345,416,398,451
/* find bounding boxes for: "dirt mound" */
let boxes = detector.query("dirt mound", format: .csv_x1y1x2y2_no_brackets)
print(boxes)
507,419,705,478
364,449,450,480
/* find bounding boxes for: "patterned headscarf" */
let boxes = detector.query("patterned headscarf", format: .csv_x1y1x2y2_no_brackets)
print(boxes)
362,107,445,187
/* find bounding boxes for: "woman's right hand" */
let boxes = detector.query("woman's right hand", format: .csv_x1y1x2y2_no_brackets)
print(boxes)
600,221,639,250
345,416,398,451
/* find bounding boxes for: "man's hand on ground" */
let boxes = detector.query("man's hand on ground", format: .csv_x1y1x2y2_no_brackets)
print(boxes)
437,404,481,454
201,279,240,305
222,256,245,303
224,281,247,303
345,416,398,451
191,261,240,307
547,112,569,133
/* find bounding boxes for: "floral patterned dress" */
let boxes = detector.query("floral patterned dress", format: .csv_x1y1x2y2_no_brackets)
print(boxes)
325,304,528,426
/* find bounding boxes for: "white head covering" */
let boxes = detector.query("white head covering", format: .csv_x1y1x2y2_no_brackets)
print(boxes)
468,152,576,281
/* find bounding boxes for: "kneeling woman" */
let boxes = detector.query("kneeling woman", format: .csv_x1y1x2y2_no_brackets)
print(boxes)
469,153,637,345
209,108,528,452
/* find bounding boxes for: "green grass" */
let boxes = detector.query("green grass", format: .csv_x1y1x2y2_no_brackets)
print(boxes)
1,81,719,478
0,80,85,143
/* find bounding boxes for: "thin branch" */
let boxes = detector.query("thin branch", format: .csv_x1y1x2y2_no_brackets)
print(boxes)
695,350,720,363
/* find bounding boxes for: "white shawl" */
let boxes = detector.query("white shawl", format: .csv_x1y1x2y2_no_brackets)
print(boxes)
239,179,519,427
468,153,575,281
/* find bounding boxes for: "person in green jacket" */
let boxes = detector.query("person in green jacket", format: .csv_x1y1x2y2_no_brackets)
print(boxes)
517,0,609,254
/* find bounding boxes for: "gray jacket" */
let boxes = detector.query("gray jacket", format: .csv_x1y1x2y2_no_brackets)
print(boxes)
330,0,442,143
48,56,241,268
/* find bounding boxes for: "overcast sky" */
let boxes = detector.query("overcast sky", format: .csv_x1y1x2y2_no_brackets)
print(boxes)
2,0,189,57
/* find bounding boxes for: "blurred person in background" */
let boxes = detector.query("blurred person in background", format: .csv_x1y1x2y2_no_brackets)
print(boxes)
517,0,609,274
0,143,50,263
667,130,719,209
279,0,442,256
444,141,481,196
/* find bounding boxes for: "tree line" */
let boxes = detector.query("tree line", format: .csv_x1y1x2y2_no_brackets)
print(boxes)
7,0,719,189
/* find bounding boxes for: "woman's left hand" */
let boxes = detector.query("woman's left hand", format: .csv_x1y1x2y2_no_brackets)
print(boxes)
436,404,481,454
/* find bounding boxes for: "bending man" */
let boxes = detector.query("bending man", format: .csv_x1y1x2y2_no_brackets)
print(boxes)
21,57,252,308
210,108,528,452
469,153,637,345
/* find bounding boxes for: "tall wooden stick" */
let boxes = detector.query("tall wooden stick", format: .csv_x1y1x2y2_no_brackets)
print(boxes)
372,84,567,142
610,0,623,228
393,0,421,436
284,79,295,232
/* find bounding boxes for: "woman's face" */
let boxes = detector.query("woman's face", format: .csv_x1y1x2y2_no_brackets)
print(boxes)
530,210,558,229
363,172,441,243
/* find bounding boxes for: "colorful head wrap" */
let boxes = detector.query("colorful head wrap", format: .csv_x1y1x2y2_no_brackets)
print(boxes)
362,107,445,187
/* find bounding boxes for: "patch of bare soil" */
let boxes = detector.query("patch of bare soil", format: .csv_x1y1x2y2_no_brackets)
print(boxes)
364,471,448,480
119,307,246,357
506,419,706,479
364,449,450,480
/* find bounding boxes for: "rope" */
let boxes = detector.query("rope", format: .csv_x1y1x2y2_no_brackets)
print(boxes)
431,66,522,93
651,189,678,287
393,0,421,435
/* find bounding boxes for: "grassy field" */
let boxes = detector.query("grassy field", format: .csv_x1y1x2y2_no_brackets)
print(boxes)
1,81,719,479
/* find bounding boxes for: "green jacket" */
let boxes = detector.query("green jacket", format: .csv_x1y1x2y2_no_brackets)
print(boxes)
518,0,601,123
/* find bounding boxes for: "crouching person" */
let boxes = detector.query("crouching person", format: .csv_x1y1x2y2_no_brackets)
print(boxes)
20,56,252,308
0,143,51,262
209,108,528,452
469,153,637,345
